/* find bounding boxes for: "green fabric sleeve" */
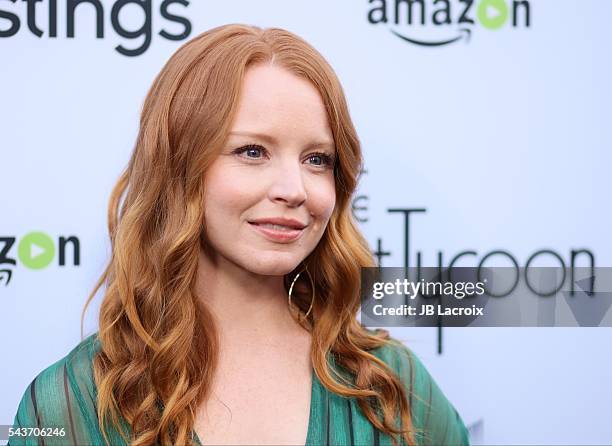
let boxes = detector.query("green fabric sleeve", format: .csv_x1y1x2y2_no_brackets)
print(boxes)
377,339,470,446
8,334,110,446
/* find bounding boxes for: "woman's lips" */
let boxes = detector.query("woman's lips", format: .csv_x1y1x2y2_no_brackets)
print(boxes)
248,222,305,243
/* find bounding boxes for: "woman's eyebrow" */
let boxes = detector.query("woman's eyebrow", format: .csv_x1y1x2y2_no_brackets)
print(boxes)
229,130,335,151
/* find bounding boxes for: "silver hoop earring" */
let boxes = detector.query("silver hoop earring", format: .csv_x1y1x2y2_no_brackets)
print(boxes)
288,269,315,320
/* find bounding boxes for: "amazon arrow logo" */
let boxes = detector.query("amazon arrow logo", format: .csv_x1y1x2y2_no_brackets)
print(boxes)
368,0,531,47
391,27,471,46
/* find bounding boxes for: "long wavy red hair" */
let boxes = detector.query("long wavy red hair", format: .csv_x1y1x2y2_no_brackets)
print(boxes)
82,24,416,446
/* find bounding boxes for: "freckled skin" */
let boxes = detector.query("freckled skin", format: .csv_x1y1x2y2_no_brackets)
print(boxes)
202,63,337,276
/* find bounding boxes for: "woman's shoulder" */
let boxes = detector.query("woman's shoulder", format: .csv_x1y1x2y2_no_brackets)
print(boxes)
368,335,438,407
369,335,428,379
9,333,103,445
27,332,100,397
368,334,470,445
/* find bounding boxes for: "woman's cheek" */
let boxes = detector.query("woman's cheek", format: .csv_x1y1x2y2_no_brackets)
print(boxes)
207,165,261,207
308,178,336,223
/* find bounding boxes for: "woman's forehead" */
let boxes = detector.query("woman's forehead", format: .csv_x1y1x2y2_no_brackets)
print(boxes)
230,64,334,142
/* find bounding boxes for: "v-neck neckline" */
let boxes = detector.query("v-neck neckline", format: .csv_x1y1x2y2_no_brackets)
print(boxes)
192,366,319,446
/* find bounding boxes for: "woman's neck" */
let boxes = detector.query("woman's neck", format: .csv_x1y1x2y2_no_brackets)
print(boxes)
194,248,304,345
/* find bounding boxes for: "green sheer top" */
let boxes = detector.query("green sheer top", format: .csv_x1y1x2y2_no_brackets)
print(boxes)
9,333,469,445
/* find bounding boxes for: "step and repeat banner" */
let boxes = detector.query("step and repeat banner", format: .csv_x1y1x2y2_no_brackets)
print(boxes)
2,1,611,444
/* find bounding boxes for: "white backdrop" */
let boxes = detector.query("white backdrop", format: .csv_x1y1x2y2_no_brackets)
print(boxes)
2,0,611,444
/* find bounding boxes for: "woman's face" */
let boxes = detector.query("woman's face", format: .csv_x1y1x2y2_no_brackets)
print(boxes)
202,63,337,276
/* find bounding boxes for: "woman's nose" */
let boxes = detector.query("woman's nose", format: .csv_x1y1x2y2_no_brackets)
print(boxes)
267,161,308,207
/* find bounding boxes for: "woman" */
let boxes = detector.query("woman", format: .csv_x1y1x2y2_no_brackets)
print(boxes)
9,24,469,446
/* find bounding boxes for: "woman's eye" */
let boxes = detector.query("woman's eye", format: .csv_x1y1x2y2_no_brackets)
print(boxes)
234,144,265,159
233,145,334,168
306,153,334,168
246,147,262,158
309,155,323,165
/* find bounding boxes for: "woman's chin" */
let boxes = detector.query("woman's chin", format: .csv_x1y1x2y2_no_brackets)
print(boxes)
244,254,303,277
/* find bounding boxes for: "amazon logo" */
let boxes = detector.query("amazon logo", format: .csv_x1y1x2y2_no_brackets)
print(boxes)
367,0,531,47
0,232,80,286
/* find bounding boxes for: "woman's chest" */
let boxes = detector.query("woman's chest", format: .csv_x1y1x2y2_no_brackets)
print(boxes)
194,344,313,445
